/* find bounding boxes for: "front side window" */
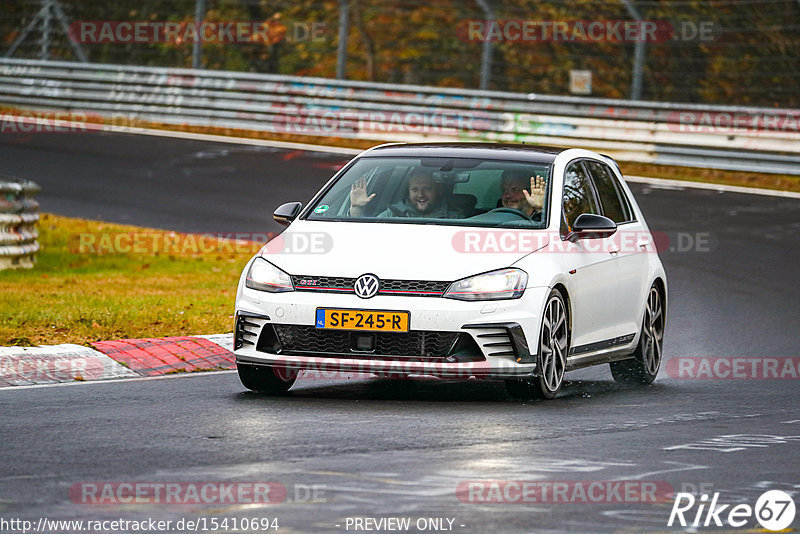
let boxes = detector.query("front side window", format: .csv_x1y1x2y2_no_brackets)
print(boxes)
306,157,552,228
561,161,600,235
584,161,632,223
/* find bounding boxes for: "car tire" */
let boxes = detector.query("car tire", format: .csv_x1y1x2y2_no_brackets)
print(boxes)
610,285,664,385
505,289,569,400
237,363,297,395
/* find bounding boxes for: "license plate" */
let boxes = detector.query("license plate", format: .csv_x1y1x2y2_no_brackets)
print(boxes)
315,308,409,333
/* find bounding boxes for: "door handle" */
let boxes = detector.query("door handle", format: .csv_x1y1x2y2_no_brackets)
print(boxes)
637,240,649,249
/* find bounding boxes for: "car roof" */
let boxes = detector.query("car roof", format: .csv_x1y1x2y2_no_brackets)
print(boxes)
361,142,567,164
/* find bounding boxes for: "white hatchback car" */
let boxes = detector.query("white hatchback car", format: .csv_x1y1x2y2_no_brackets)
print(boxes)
234,143,667,399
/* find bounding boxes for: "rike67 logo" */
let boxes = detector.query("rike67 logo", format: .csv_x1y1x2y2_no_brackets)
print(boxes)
668,490,796,531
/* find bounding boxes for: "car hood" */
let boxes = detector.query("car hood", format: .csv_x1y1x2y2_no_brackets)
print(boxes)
259,220,549,280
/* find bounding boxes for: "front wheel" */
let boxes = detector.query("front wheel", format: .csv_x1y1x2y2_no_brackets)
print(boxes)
237,363,297,395
505,289,569,399
610,285,664,384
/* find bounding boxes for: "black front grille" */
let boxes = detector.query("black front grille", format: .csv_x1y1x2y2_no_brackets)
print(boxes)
293,275,353,291
275,325,349,353
291,275,450,297
271,325,460,358
375,329,458,357
379,279,450,295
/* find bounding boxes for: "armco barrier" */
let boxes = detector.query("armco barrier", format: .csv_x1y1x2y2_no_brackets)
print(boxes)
0,176,40,270
0,58,798,175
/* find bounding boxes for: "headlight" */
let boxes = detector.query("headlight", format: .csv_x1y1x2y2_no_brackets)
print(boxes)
245,257,294,292
444,268,527,301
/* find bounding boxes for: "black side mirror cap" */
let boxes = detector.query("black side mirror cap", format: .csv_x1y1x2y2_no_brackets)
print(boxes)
273,202,303,227
567,213,617,242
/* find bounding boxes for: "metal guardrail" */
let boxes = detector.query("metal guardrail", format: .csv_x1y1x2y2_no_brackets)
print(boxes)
0,176,40,270
1,58,798,175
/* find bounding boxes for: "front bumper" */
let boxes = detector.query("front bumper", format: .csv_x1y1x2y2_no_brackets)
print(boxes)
234,286,550,380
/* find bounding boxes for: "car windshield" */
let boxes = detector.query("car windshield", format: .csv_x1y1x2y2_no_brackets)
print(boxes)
306,156,552,228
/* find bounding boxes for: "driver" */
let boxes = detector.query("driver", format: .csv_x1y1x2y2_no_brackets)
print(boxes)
350,169,462,218
500,170,547,219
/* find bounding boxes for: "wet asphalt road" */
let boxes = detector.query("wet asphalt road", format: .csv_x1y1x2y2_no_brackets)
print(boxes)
0,131,799,533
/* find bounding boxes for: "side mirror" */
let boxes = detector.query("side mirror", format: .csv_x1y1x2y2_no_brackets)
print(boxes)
273,202,303,227
567,213,617,242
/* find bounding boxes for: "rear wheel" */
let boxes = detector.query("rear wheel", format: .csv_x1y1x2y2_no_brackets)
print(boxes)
237,363,297,395
610,285,664,384
505,289,569,399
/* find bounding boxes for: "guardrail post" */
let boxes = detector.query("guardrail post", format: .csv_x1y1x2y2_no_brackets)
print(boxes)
0,177,41,270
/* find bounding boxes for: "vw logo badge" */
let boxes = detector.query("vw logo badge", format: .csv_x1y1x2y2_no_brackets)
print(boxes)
354,274,380,299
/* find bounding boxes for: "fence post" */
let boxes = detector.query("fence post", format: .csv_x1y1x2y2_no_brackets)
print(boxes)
475,0,494,90
192,0,206,69
623,0,645,100
336,0,349,79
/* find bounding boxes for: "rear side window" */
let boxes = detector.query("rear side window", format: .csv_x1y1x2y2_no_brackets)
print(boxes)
584,161,633,223
561,162,600,234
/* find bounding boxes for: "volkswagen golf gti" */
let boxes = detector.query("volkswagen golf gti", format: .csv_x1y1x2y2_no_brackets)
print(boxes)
234,143,667,399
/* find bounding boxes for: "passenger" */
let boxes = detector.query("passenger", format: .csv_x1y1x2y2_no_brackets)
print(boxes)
500,170,547,219
349,170,463,218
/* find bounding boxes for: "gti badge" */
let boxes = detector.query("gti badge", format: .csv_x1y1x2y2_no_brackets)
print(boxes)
354,274,380,299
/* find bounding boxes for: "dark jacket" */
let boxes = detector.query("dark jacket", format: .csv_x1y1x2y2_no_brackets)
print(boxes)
377,199,463,219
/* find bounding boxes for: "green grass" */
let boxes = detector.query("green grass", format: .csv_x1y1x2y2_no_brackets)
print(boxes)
0,214,256,346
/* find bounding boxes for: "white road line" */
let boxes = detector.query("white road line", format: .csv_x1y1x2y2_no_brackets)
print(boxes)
117,126,800,199
1,334,236,389
103,124,364,156
0,369,236,391
6,116,800,197
6,115,363,156
0,344,138,386
610,461,709,481
626,175,800,199
140,128,800,199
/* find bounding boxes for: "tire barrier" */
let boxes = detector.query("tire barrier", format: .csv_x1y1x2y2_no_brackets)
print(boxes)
0,176,40,270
